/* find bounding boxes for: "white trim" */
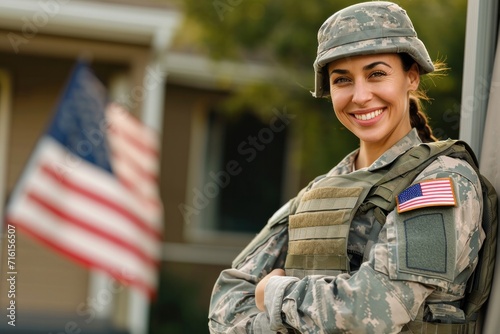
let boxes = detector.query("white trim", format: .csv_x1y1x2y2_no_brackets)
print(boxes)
128,289,148,334
86,71,131,327
459,0,498,158
141,61,167,132
127,55,168,334
165,52,282,90
88,271,114,320
0,0,182,47
183,106,210,235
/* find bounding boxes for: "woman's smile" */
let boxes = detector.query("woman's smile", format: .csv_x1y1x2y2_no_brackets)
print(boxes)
352,108,385,123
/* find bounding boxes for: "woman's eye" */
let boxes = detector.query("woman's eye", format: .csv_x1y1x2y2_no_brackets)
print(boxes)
370,70,386,78
332,77,350,85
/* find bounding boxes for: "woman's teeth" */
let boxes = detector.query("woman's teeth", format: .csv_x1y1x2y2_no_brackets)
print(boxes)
354,109,383,121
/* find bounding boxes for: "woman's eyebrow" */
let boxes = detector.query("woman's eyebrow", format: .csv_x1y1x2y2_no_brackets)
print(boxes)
363,61,391,71
329,61,392,76
329,68,349,76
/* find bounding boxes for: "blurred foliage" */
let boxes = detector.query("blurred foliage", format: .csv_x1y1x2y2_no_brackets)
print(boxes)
178,0,467,181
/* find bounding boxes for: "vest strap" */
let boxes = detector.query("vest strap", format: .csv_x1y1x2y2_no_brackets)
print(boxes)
288,224,350,241
285,254,348,271
296,196,359,212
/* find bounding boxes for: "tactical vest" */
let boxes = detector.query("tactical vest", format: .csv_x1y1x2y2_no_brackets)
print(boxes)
284,140,498,333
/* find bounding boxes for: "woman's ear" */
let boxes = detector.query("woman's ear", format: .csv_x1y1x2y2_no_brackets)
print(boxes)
408,63,420,91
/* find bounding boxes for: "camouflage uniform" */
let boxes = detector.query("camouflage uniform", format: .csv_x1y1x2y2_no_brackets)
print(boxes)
208,129,484,333
209,2,485,333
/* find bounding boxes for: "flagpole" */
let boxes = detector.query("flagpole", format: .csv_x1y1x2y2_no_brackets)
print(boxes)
127,57,166,334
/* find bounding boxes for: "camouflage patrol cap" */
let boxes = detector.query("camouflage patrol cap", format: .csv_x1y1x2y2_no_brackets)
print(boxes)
313,1,434,98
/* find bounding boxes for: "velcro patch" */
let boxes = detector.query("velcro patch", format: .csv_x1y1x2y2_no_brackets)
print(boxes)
404,213,447,273
396,177,457,213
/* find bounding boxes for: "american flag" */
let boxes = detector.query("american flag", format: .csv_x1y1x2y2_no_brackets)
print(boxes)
396,177,457,213
5,62,163,298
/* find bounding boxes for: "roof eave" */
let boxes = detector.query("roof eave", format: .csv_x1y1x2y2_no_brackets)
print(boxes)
0,0,182,48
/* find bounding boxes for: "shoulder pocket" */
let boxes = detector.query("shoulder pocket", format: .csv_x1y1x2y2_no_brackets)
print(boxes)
390,208,457,285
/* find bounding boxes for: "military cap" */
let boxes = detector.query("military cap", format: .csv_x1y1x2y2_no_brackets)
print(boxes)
313,1,434,98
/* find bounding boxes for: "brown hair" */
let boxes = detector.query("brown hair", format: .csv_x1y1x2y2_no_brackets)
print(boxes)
408,97,437,143
399,53,446,143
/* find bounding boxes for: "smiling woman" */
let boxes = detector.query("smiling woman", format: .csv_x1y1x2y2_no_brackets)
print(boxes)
208,2,491,333
327,54,420,169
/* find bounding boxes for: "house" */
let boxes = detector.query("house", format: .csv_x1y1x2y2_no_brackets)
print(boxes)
0,0,300,333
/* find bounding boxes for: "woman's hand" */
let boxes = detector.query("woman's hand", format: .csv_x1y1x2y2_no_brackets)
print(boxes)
255,268,286,311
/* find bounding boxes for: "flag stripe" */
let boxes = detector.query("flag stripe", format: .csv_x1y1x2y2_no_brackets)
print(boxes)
39,138,162,231
112,150,158,183
116,175,163,211
8,192,158,291
26,190,159,268
397,177,457,213
111,155,162,202
107,124,159,176
9,219,155,298
398,196,456,210
107,103,160,153
29,163,161,260
40,161,162,241
12,216,157,289
8,195,158,283
108,105,159,158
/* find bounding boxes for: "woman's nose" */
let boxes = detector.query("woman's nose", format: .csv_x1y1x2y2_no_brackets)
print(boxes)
351,81,372,106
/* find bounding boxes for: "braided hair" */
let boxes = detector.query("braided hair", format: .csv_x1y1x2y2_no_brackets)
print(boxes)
399,53,439,143
409,97,438,143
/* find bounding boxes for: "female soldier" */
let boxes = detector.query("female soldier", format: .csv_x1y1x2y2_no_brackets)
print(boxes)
209,2,485,333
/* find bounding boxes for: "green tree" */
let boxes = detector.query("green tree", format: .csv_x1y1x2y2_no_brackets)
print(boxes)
179,0,467,181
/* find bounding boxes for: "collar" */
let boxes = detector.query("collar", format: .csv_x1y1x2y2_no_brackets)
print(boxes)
368,128,422,171
327,128,422,176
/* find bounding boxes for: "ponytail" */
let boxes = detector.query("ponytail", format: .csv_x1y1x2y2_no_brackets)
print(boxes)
409,97,437,143
399,53,447,143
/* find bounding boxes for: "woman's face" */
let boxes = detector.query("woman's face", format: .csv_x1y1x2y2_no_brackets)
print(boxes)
327,53,420,148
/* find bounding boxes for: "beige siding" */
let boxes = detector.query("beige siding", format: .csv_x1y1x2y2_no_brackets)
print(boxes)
1,233,89,311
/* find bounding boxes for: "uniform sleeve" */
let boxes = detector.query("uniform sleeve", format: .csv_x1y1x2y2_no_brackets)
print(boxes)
262,156,484,333
208,202,291,334
374,156,485,290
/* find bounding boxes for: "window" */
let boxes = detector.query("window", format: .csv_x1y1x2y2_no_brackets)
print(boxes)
210,111,287,233
185,107,293,242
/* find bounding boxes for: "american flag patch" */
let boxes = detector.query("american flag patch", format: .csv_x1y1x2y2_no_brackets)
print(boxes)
396,177,457,213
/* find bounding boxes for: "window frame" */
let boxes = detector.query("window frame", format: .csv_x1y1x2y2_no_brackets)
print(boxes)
183,106,300,247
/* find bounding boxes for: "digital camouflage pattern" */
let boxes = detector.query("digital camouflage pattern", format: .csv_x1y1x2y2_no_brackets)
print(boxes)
313,1,434,98
208,129,484,333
